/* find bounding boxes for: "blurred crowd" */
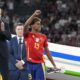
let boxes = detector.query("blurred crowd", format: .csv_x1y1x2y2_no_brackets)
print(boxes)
0,0,80,47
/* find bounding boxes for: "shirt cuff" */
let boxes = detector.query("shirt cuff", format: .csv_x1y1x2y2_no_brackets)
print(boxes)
21,60,25,65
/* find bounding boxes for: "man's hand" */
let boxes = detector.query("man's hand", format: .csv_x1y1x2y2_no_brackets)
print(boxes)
0,8,2,18
0,22,5,31
15,60,24,70
33,10,41,16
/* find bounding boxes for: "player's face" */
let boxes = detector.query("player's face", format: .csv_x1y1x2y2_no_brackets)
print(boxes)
15,25,24,37
32,21,41,32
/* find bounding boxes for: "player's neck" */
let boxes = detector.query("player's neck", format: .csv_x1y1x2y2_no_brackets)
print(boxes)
31,30,39,34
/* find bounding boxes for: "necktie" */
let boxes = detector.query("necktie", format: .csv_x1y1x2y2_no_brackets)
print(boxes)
19,38,21,44
19,38,23,60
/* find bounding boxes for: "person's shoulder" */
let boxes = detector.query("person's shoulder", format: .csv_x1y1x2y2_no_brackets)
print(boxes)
12,36,17,39
40,33,47,38
10,36,17,42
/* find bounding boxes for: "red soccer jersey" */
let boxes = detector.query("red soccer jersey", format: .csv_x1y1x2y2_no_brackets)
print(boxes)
24,32,48,63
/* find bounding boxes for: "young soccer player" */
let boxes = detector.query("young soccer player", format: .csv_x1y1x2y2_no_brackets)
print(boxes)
24,10,59,80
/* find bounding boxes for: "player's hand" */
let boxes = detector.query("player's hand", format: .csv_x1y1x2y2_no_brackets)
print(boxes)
33,10,41,16
53,66,61,72
47,67,60,73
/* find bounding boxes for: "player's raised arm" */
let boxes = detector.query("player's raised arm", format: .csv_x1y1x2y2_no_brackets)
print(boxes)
24,10,41,28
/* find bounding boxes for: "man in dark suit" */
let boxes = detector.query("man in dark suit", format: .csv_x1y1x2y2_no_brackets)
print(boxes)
8,23,27,80
0,14,11,80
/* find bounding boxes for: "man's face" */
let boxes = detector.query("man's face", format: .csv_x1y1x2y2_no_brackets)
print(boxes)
32,21,41,32
15,25,24,37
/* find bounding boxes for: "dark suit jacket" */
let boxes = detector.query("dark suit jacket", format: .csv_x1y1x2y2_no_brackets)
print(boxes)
0,31,11,59
0,30,11,77
9,36,27,70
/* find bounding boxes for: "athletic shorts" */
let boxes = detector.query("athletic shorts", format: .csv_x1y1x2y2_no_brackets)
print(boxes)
27,62,46,80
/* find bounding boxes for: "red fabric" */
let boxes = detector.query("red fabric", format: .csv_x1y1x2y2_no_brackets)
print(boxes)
24,32,48,63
